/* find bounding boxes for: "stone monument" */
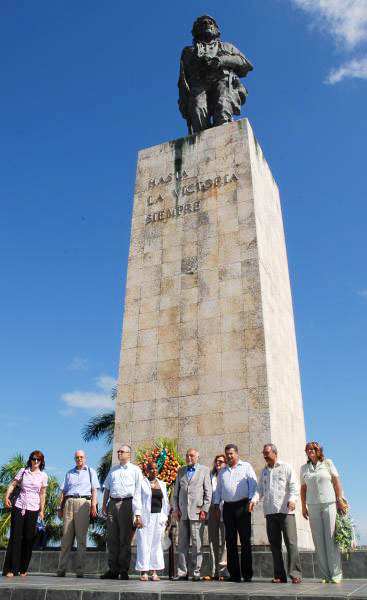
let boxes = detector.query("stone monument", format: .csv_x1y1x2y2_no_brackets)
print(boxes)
113,17,312,548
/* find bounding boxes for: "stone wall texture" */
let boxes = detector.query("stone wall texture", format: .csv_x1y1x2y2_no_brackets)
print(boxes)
113,119,312,548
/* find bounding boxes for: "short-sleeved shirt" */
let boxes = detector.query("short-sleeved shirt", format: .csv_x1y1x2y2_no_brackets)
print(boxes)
300,459,338,504
103,462,142,516
61,465,100,496
14,468,48,512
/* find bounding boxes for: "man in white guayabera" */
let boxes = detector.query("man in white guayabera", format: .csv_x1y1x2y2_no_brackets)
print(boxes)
250,444,302,584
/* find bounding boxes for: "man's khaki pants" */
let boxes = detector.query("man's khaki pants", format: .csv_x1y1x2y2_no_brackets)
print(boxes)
57,498,90,575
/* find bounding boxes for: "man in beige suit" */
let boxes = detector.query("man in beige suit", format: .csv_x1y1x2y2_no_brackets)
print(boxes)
173,448,212,581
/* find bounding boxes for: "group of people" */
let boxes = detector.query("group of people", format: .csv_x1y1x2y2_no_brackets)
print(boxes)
2,441,347,586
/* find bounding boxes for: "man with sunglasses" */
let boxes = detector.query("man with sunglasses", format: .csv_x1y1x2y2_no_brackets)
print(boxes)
100,445,142,580
57,450,100,578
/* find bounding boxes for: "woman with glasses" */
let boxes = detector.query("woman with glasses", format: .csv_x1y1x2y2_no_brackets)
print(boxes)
300,442,347,584
2,450,48,577
203,454,229,581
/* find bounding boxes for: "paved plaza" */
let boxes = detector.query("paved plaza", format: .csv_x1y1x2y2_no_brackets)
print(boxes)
1,575,367,600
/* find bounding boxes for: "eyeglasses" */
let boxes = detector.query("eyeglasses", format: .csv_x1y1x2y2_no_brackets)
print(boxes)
31,457,41,462
216,460,225,464
117,450,130,454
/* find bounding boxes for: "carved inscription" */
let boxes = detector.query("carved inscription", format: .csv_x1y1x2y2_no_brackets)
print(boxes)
145,171,239,225
146,201,200,224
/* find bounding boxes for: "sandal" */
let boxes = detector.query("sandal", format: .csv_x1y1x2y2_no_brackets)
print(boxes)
202,576,212,581
151,574,160,581
291,576,302,584
140,573,149,581
272,577,286,583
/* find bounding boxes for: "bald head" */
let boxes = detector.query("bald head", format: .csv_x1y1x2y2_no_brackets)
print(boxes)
74,450,86,470
186,448,199,465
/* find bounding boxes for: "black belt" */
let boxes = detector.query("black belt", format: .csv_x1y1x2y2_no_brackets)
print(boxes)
110,496,133,502
65,495,91,500
224,497,249,504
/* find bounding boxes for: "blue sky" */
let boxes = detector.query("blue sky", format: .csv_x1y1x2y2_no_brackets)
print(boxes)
1,1,366,543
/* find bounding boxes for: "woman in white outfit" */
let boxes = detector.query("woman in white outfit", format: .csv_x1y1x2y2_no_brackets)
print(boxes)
136,462,170,581
300,441,347,584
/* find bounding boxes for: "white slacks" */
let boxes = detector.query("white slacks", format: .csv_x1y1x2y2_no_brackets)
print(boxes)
308,502,342,580
135,513,165,572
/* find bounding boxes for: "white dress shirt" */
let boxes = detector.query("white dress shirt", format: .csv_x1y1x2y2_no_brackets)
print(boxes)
252,460,298,515
103,462,143,516
214,460,257,503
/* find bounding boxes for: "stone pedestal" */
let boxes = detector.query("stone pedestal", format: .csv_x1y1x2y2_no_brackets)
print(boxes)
113,119,312,548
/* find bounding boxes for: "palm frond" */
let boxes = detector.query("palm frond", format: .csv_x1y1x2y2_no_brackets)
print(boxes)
0,453,26,485
97,449,112,484
81,411,115,446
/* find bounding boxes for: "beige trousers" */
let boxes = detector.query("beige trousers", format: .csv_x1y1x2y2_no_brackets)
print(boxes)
308,501,342,580
208,506,228,578
57,498,91,575
177,519,205,578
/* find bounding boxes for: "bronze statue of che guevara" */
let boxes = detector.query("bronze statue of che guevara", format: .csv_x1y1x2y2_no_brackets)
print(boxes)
178,16,253,134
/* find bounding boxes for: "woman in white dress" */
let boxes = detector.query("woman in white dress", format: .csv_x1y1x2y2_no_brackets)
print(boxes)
136,462,170,581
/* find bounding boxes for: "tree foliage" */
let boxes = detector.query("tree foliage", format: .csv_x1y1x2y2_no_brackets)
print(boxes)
81,389,116,549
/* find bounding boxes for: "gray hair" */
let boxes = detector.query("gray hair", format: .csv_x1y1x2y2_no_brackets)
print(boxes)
120,444,132,452
263,443,277,454
186,448,199,456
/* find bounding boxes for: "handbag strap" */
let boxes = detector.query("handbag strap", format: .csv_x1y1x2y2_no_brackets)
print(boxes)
88,467,93,494
16,467,26,488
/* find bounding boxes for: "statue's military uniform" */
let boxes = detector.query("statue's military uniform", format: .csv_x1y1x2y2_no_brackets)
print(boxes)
179,40,253,133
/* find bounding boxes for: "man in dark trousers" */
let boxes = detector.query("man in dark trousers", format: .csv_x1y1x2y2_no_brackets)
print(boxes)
214,443,257,582
100,444,142,580
250,444,302,584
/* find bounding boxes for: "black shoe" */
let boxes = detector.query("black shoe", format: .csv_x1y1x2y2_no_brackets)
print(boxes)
173,575,189,581
56,572,65,577
227,577,241,582
192,575,201,581
76,574,84,579
100,571,119,580
119,572,129,580
244,578,252,582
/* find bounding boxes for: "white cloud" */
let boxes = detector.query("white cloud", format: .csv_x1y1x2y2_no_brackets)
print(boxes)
291,0,367,83
61,374,117,414
325,56,367,83
68,356,89,371
96,375,118,393
291,0,367,49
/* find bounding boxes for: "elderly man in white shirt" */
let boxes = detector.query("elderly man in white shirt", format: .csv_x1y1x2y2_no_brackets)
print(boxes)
214,443,257,582
250,444,302,584
101,444,142,580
